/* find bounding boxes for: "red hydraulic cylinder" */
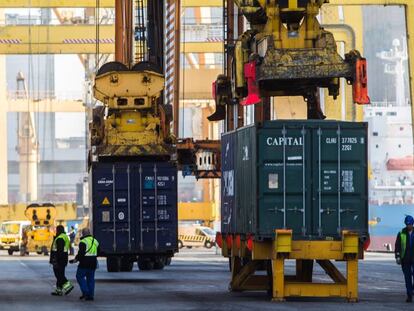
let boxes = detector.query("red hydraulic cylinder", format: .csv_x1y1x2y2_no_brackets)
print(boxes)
241,61,261,106
353,58,370,105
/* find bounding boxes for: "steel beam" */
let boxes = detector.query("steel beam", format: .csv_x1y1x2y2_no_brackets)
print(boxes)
0,0,222,8
6,99,85,112
0,25,114,54
0,25,223,54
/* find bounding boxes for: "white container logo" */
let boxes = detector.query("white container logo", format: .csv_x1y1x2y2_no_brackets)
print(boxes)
266,137,303,146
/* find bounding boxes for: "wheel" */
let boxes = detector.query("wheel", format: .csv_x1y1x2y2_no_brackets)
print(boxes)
204,240,214,249
120,257,134,272
97,61,129,75
106,256,121,272
165,257,172,266
42,246,49,256
186,246,192,249
7,249,13,256
137,258,154,271
153,257,165,270
36,250,42,255
178,240,183,249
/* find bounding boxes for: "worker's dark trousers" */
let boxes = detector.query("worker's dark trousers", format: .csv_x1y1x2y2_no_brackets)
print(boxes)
402,263,414,296
76,267,96,298
53,265,68,289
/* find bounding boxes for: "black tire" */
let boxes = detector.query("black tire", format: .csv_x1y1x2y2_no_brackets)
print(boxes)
165,257,172,266
131,62,163,75
204,241,214,249
138,258,154,271
153,257,165,270
178,240,184,249
36,250,42,255
186,246,192,249
106,256,121,272
7,249,13,256
19,246,29,256
120,257,134,272
42,246,49,256
97,61,129,76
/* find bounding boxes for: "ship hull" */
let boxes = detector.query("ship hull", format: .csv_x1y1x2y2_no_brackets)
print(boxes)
368,203,414,251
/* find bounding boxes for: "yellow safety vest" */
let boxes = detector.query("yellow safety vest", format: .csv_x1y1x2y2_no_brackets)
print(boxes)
80,236,99,257
52,233,70,253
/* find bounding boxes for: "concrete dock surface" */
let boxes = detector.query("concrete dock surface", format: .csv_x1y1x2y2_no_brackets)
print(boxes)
0,249,410,311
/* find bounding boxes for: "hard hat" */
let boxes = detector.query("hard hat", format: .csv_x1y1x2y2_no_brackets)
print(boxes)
82,227,91,237
405,215,414,226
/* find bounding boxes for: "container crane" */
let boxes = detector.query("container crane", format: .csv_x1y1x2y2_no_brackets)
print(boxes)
90,0,179,272
210,0,370,123
211,0,371,302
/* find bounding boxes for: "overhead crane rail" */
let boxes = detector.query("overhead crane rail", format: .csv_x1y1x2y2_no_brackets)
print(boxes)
0,0,222,8
0,25,223,54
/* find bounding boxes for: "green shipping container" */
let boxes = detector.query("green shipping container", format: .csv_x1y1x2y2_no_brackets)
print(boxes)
221,120,368,240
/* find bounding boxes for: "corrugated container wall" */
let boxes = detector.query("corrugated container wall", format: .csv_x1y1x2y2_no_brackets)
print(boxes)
221,120,368,241
91,162,178,255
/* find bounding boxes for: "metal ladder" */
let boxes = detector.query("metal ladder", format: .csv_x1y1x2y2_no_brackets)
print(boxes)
135,0,147,63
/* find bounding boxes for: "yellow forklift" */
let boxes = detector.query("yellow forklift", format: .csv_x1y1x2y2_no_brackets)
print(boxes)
20,203,57,256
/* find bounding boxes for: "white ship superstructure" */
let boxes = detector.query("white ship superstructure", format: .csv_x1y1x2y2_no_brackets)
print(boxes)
364,38,414,205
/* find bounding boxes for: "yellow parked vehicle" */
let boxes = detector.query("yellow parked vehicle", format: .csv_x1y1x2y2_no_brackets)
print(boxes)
0,221,31,255
178,225,216,249
20,204,57,256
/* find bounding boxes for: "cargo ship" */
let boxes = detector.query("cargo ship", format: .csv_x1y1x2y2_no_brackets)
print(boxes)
365,38,414,251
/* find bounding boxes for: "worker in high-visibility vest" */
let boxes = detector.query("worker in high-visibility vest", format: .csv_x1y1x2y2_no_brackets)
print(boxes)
395,215,414,303
70,227,100,301
50,225,74,296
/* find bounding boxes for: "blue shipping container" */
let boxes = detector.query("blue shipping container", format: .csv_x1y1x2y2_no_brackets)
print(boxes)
91,162,178,256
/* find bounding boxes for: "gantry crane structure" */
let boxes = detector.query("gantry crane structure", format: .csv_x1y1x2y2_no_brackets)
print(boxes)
0,0,413,238
209,0,414,302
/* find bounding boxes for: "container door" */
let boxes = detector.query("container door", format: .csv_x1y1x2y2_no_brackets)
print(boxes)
236,126,257,234
221,133,236,234
135,163,177,253
312,124,368,238
258,124,312,238
92,163,134,254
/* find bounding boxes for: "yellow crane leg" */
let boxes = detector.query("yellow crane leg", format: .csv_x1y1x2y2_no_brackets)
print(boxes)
271,257,285,302
347,258,359,302
223,230,360,302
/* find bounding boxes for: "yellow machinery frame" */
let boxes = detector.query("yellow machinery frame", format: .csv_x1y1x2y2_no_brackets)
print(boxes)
223,230,360,302
220,0,414,302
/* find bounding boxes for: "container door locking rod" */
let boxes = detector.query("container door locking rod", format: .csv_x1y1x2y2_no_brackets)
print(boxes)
139,165,144,251
337,125,342,234
112,165,117,251
127,165,131,250
318,128,322,237
154,164,159,250
282,126,287,229
302,126,306,236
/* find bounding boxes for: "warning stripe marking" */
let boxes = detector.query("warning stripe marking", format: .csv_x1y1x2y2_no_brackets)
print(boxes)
63,38,115,44
0,39,22,44
206,37,223,42
165,0,177,105
179,234,207,242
